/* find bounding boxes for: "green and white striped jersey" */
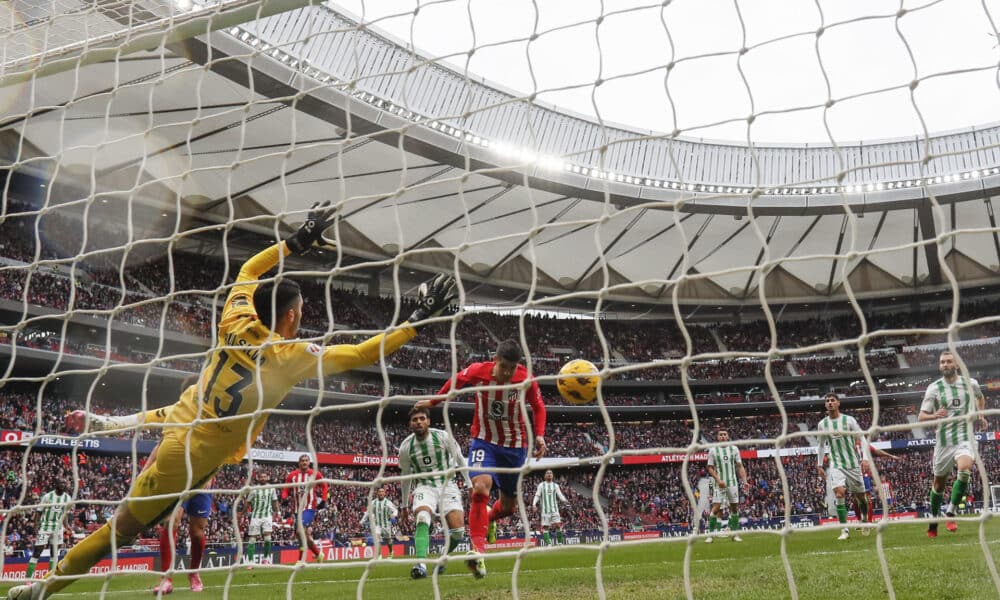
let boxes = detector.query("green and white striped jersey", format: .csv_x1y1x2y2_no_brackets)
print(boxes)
707,445,743,488
397,427,467,501
362,497,398,531
816,414,864,469
247,487,277,520
921,377,983,447
36,491,71,534
533,481,567,515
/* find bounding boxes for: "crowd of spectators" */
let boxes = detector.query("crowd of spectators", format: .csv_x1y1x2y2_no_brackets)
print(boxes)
6,438,997,554
6,207,1000,389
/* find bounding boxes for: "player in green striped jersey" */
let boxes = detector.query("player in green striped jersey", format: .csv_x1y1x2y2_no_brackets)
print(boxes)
398,405,471,579
816,393,897,540
918,351,987,538
361,487,399,559
240,471,279,569
26,481,72,579
705,430,749,543
532,470,568,546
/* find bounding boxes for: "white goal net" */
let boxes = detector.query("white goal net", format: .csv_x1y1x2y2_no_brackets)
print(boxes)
2,1,1000,599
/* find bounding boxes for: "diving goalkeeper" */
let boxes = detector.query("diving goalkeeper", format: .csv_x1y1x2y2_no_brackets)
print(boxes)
7,202,458,600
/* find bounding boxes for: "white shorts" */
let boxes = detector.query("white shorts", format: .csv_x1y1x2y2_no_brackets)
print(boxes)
248,517,273,536
372,526,393,540
411,482,463,517
35,531,60,549
711,483,740,506
828,466,865,494
933,441,977,477
540,512,562,527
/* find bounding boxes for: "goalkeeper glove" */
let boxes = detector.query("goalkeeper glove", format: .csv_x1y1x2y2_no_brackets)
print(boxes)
285,200,338,255
407,274,458,324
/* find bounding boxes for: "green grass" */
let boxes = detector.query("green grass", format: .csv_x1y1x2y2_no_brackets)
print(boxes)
5,520,1000,599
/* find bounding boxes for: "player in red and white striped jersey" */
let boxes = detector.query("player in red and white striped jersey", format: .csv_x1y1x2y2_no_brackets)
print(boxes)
282,455,329,562
416,339,547,577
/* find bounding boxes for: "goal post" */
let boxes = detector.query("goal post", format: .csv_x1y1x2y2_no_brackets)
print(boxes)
2,1,1000,599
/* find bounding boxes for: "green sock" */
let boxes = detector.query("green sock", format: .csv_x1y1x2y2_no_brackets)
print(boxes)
930,489,943,517
263,540,271,559
856,496,869,523
247,541,255,562
950,476,969,510
543,531,551,546
415,522,429,558
26,558,37,578
836,499,847,524
557,530,565,544
728,514,739,531
709,516,719,532
447,531,462,554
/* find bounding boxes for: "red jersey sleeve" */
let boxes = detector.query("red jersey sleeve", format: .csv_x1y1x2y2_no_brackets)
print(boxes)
432,363,483,405
526,378,546,438
281,471,293,500
318,472,329,501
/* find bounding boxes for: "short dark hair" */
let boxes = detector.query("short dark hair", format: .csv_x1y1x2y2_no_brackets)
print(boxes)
253,279,302,330
408,405,430,420
824,392,840,401
495,339,522,363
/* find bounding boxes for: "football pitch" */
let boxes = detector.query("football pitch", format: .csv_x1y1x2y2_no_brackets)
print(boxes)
5,521,1000,599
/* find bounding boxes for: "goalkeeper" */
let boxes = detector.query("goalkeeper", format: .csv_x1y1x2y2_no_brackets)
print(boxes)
8,201,458,600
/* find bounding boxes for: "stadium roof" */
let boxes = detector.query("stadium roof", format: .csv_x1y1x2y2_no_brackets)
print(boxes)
4,0,1000,307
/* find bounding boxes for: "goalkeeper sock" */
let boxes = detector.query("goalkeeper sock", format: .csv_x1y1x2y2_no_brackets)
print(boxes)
415,519,430,558
728,514,739,532
469,492,489,553
949,471,970,512
929,489,943,517
159,526,174,573
709,516,719,533
42,522,131,595
835,498,847,524
543,531,551,546
26,558,37,578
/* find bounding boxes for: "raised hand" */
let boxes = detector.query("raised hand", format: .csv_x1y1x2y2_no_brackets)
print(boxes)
408,274,458,324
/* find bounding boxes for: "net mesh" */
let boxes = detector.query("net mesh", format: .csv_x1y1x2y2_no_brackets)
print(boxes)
1,0,1000,599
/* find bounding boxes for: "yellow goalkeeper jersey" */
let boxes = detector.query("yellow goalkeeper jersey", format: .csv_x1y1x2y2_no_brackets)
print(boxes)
163,242,416,463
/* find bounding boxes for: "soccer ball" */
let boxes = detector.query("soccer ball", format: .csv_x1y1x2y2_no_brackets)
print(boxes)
556,359,600,405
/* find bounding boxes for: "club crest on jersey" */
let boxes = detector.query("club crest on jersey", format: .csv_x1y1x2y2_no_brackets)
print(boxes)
306,343,323,356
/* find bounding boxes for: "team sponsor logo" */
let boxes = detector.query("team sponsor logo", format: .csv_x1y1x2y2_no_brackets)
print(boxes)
622,531,661,540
